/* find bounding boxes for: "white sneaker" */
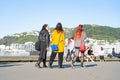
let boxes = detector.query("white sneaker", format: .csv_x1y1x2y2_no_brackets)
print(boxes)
86,59,88,62
92,60,94,62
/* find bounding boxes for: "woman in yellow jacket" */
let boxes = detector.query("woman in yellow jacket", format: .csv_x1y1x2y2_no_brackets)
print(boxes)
49,22,65,68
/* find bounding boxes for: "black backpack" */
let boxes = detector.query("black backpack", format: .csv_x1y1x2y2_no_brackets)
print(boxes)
35,41,41,51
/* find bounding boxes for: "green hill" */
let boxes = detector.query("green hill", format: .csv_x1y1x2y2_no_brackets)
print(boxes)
0,35,38,46
0,24,120,45
83,24,120,41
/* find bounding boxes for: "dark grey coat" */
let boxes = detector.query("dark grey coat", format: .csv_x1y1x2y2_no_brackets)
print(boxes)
39,29,50,59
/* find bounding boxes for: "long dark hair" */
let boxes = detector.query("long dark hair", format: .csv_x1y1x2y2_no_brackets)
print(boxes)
77,24,83,32
55,22,63,32
41,24,48,31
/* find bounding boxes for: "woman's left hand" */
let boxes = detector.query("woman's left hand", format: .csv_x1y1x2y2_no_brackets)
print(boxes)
46,47,49,51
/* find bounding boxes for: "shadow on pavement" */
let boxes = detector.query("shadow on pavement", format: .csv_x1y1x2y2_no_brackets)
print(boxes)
51,63,97,68
85,64,97,68
51,63,81,68
0,62,23,67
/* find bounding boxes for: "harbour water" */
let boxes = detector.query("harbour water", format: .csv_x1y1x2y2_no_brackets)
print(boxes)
0,51,30,56
0,44,120,56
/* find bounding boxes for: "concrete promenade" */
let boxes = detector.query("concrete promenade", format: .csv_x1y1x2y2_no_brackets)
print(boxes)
0,62,120,80
0,56,120,62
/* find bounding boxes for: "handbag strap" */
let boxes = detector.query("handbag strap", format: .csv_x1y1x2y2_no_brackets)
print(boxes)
57,32,62,46
80,39,84,46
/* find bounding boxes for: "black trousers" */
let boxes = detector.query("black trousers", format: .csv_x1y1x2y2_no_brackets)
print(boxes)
37,51,47,66
49,51,64,67
37,41,47,66
99,55,104,61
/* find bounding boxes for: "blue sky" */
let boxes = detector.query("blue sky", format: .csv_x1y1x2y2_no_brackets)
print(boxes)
0,0,120,38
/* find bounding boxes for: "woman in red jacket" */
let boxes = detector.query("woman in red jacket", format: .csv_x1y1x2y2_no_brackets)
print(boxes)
71,24,87,68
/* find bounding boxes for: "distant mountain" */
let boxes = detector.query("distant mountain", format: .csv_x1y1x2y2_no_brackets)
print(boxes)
0,30,39,46
83,24,120,40
0,24,120,45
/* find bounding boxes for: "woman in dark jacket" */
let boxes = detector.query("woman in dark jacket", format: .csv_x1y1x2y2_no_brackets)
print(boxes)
36,24,50,68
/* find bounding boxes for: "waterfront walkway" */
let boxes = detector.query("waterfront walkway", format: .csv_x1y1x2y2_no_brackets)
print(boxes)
0,62,120,80
0,56,120,62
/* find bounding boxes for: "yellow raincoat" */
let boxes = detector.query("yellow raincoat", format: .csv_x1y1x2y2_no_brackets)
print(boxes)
51,30,65,52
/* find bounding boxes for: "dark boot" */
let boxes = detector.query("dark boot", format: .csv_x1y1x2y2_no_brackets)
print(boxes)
35,62,42,68
43,64,47,68
80,53,84,68
35,62,39,67
48,63,52,68
37,58,42,68
80,63,84,67
48,51,57,69
43,59,47,68
58,52,64,68
38,62,42,68
58,65,64,68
